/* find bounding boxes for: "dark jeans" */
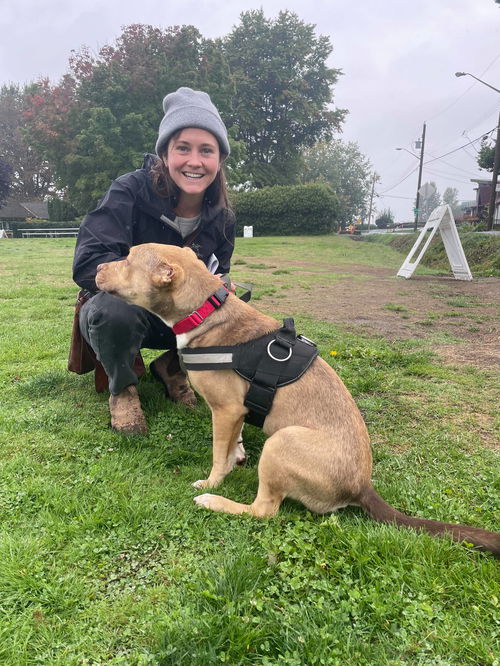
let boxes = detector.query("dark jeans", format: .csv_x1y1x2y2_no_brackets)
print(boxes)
79,292,176,395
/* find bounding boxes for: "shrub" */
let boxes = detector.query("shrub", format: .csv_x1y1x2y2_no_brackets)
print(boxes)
375,209,394,229
48,198,79,222
230,183,339,235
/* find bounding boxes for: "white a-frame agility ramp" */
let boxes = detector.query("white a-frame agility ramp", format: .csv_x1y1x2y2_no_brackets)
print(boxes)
397,205,472,281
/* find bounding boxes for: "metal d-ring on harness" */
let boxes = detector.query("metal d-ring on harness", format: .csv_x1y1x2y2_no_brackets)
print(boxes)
267,339,292,362
180,317,318,427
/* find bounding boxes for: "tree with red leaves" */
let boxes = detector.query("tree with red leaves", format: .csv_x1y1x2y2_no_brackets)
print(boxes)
23,24,234,213
0,84,54,200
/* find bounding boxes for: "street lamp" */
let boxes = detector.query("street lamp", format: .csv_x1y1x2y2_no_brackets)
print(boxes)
455,72,500,94
455,71,500,230
396,121,426,231
396,147,419,159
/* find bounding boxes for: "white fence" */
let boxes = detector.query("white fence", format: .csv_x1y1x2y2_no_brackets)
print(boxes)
19,228,79,238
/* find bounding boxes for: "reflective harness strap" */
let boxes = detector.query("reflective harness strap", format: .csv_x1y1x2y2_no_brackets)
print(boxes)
180,318,318,428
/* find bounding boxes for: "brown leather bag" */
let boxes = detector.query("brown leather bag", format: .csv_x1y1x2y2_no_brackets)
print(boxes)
68,290,145,393
68,290,99,375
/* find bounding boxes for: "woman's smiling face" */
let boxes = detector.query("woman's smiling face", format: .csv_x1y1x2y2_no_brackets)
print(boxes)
163,127,221,198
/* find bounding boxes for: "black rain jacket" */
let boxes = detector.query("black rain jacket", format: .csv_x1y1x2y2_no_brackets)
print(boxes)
73,154,235,292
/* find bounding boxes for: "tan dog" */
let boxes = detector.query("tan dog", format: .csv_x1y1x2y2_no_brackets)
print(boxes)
96,243,500,555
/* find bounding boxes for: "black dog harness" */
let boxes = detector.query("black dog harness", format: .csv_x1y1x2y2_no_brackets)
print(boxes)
180,317,318,427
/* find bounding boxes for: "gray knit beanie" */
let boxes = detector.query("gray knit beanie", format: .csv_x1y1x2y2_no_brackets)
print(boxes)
155,87,230,157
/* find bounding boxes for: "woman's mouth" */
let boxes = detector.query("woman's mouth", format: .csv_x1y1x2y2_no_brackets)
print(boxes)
183,172,204,180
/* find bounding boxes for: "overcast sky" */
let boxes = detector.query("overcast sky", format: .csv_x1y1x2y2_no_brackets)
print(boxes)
1,0,499,221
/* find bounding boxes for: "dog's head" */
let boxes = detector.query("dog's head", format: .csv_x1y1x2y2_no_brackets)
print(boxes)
96,243,220,321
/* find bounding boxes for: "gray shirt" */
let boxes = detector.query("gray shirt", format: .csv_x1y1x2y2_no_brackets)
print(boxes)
160,214,201,240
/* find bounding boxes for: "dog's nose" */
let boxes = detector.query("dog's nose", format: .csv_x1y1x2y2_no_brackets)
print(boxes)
96,263,104,273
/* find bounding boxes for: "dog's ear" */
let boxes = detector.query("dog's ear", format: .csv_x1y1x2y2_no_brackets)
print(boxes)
151,262,176,287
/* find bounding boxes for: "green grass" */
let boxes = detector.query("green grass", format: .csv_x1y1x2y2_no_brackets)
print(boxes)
384,303,409,313
0,238,499,665
368,230,500,277
230,233,439,299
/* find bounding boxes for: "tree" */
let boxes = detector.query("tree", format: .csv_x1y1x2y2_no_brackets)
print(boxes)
23,24,236,212
301,139,372,225
375,208,394,229
0,158,13,208
416,181,441,225
23,16,346,207
477,136,495,171
0,84,55,200
442,186,461,219
223,10,346,187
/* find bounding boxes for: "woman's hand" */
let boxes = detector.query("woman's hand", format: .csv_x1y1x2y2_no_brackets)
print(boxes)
216,273,236,293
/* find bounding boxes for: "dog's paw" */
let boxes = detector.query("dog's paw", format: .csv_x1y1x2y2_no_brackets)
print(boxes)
194,493,218,509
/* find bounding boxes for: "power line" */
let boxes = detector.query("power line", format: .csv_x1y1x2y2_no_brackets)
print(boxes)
462,101,500,136
424,153,477,176
424,168,472,185
425,52,500,123
424,126,498,165
379,194,414,200
462,146,480,159
379,165,419,194
377,123,497,199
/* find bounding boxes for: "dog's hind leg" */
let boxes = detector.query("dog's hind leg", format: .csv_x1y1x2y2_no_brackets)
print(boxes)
194,425,360,517
194,486,282,516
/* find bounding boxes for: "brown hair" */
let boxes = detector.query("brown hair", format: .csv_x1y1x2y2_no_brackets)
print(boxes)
151,131,231,209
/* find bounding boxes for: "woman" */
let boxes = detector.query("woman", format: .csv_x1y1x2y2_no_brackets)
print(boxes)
73,87,235,435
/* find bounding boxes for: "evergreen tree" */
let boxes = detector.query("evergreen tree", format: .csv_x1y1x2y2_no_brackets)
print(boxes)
442,186,461,219
416,182,441,225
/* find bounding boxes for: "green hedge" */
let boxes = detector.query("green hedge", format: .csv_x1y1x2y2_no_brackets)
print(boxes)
230,183,339,235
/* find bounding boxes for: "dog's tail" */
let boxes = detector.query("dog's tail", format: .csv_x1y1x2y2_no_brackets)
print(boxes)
358,485,500,555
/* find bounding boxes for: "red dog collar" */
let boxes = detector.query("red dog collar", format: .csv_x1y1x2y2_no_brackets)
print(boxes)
172,287,229,334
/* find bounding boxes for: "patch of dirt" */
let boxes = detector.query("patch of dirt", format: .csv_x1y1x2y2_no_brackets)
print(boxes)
256,263,500,370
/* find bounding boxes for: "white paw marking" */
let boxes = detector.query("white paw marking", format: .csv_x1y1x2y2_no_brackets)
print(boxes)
192,480,206,489
194,493,216,507
235,441,246,465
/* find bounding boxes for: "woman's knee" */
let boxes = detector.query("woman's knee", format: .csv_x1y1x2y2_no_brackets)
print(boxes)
81,292,149,340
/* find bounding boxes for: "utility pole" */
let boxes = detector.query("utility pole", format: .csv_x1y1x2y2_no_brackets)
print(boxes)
367,172,378,231
454,72,499,230
413,122,426,232
486,110,500,231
